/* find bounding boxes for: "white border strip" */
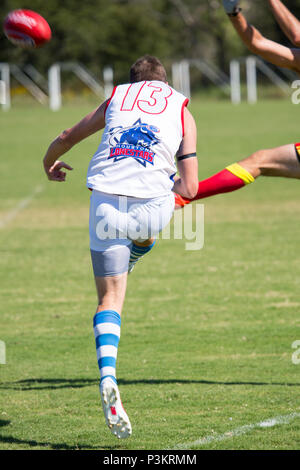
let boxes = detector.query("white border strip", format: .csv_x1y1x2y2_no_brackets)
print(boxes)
0,185,44,229
169,412,300,450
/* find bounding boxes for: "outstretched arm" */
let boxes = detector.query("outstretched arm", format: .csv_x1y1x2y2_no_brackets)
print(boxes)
223,1,300,73
43,100,107,181
268,0,300,47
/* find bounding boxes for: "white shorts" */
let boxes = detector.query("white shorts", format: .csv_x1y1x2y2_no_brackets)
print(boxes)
89,190,174,276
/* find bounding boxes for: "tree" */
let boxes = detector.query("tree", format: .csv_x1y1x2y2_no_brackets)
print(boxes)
1,0,299,84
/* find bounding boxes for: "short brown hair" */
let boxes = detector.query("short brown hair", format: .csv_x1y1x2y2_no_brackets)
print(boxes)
130,55,167,83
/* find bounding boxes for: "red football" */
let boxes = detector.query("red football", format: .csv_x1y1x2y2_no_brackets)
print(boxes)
3,9,51,48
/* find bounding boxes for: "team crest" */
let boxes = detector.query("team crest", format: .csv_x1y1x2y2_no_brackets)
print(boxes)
108,119,160,167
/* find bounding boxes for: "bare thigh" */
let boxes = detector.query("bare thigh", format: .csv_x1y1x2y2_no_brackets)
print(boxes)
239,144,300,179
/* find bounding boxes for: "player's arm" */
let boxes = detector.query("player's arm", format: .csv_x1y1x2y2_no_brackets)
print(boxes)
43,100,107,181
172,107,198,199
223,1,300,73
268,0,300,47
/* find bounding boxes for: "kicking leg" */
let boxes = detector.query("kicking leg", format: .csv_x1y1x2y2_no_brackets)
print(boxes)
128,237,156,274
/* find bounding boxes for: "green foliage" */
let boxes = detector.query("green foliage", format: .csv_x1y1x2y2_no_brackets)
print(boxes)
1,0,299,82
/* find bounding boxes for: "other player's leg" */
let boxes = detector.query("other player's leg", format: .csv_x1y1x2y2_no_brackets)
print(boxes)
175,143,300,208
174,162,254,208
239,143,300,179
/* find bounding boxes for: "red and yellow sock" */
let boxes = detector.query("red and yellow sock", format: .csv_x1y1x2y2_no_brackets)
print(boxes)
174,163,255,208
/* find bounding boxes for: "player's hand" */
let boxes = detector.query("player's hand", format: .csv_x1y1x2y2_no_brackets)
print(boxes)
44,160,73,182
223,0,240,15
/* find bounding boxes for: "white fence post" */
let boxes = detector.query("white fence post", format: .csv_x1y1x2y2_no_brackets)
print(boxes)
246,56,257,104
103,66,114,100
0,63,11,110
171,61,191,98
230,60,241,105
180,60,191,99
48,63,61,111
0,340,5,364
0,81,6,107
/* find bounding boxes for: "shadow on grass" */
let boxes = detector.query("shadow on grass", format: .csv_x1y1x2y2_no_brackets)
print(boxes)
0,420,11,427
0,417,121,450
0,433,122,450
0,377,300,391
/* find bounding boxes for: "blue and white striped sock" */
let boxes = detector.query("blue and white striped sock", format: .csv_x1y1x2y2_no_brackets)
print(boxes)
129,240,156,270
93,310,121,384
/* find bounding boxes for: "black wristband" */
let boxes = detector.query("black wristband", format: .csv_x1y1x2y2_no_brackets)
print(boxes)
177,152,197,161
228,7,242,17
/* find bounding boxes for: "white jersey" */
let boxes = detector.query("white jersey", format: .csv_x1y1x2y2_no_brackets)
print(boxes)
86,80,189,198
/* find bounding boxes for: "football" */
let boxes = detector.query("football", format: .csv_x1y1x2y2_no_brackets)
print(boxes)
3,9,51,48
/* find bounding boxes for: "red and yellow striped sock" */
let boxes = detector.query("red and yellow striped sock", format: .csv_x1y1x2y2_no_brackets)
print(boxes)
174,163,255,208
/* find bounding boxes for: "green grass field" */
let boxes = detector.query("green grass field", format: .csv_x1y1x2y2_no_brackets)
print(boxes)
0,97,299,450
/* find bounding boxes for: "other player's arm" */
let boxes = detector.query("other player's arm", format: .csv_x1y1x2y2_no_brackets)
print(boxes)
43,100,107,181
268,0,300,47
223,1,300,73
172,107,198,199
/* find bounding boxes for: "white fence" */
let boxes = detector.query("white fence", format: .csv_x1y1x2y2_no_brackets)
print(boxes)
0,62,113,111
1,57,295,110
172,56,293,104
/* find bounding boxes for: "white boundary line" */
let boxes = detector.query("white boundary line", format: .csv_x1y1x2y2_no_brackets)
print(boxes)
0,184,44,229
169,412,300,449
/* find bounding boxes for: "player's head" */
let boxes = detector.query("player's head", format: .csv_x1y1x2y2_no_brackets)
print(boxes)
130,55,167,83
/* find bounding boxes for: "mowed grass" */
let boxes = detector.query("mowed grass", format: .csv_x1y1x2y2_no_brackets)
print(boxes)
0,97,299,450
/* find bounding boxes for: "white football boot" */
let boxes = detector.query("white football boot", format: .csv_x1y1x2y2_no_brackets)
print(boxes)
100,378,132,439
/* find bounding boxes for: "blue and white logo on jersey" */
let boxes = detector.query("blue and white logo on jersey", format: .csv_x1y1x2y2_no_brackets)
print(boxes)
108,119,160,167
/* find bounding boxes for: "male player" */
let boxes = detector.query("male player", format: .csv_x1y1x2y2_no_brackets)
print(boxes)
175,0,300,209
43,55,198,438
